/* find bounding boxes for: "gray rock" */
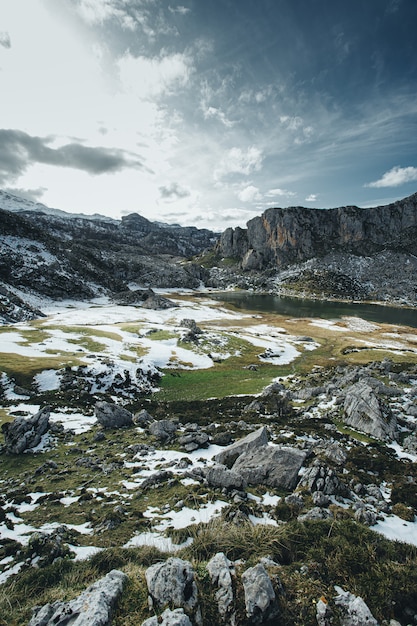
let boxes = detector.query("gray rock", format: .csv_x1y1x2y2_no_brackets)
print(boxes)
145,558,198,612
334,586,378,625
205,464,246,491
241,563,278,624
403,433,417,454
312,491,331,507
316,597,333,626
213,426,269,468
298,462,343,496
354,508,377,526
232,445,307,490
315,441,347,466
94,401,133,429
141,608,192,626
2,406,50,454
343,381,397,440
178,431,209,452
28,569,127,626
134,409,154,426
206,552,234,620
298,507,334,522
149,419,177,442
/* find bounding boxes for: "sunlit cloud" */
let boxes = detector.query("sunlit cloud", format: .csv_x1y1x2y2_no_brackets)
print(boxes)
366,165,417,188
237,185,261,203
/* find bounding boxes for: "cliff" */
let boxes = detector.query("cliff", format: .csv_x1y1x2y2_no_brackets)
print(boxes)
216,193,417,270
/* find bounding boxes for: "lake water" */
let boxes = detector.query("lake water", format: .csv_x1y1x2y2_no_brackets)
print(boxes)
211,292,417,329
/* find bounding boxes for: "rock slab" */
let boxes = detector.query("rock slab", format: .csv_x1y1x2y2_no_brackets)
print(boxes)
232,445,307,490
241,563,278,624
28,569,127,626
2,406,50,454
213,426,268,467
343,381,396,440
334,586,378,626
145,558,198,612
94,401,133,429
141,608,193,626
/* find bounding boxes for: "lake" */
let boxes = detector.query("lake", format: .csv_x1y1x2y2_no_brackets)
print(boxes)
211,292,417,329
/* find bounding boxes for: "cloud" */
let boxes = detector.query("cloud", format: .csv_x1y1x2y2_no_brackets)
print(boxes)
0,31,11,49
73,0,141,30
118,51,193,98
159,182,190,201
366,165,417,188
214,146,263,181
0,129,142,184
203,106,234,127
305,194,318,202
237,185,261,203
4,187,47,202
168,5,191,15
265,188,296,198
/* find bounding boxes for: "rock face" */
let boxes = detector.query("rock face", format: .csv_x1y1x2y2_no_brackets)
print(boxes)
145,558,199,613
28,569,127,626
334,586,378,625
94,401,133,429
343,380,397,440
1,406,50,453
241,563,278,624
232,445,307,490
216,193,417,271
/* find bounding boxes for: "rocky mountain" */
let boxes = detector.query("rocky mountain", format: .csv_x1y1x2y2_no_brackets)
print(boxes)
212,192,417,305
0,191,216,322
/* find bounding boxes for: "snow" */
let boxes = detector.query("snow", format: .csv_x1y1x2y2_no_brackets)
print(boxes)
387,441,417,462
124,532,193,552
49,409,97,434
373,514,417,547
34,369,62,391
145,500,229,531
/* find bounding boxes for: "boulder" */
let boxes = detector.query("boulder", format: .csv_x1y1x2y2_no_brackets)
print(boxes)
205,464,246,491
149,419,177,441
343,381,397,440
298,462,343,496
232,445,307,490
1,406,50,454
316,597,333,626
141,608,192,626
334,586,378,625
241,563,279,624
206,552,235,620
298,507,334,522
94,401,133,429
213,426,269,468
28,569,127,626
145,558,198,612
178,430,209,452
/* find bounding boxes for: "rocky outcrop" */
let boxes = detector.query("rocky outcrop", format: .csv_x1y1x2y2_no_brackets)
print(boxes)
145,558,199,614
343,380,397,440
141,609,193,626
94,401,133,429
205,464,247,490
28,569,127,626
206,552,235,622
334,586,378,625
213,426,268,467
232,444,307,490
216,193,417,271
241,563,279,624
1,406,50,454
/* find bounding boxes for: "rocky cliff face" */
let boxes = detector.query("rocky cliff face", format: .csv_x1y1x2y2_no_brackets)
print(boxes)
216,193,417,270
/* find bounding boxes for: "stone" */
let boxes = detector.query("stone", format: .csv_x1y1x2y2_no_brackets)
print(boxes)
28,569,127,626
134,409,154,426
312,491,331,507
343,381,397,440
297,462,343,496
141,608,193,626
232,445,307,490
94,401,133,429
213,426,269,468
205,465,246,491
241,563,278,624
145,558,198,612
178,431,209,452
1,406,50,454
354,508,377,526
316,597,333,626
298,507,334,522
334,586,378,625
206,552,235,620
149,419,177,441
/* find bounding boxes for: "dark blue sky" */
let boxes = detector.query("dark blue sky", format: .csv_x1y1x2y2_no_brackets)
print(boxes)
0,0,416,227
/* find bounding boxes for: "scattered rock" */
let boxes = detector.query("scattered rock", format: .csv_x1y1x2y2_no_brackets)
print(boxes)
343,381,397,441
206,552,235,621
241,563,279,624
334,585,378,625
28,569,127,626
145,557,199,612
298,462,344,496
1,406,50,454
94,401,133,429
213,426,269,468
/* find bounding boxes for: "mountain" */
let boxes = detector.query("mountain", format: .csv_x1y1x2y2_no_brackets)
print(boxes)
0,191,217,322
211,192,417,305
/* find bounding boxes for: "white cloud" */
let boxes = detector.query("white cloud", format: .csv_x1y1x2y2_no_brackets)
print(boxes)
73,0,139,30
305,194,318,202
214,146,263,181
280,115,303,130
237,185,261,203
118,51,193,99
366,165,417,188
0,31,11,48
203,106,234,127
168,5,191,15
265,188,295,198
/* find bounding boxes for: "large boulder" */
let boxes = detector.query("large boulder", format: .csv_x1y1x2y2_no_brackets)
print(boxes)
1,406,50,454
149,419,177,442
205,464,246,491
213,426,269,468
94,401,133,429
232,445,307,490
145,558,198,613
343,381,397,440
28,569,127,626
241,563,279,624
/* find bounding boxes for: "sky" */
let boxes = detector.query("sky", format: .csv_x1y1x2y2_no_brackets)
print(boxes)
0,0,417,230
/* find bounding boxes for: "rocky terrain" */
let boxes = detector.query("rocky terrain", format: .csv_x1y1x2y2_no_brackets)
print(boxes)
210,192,417,306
